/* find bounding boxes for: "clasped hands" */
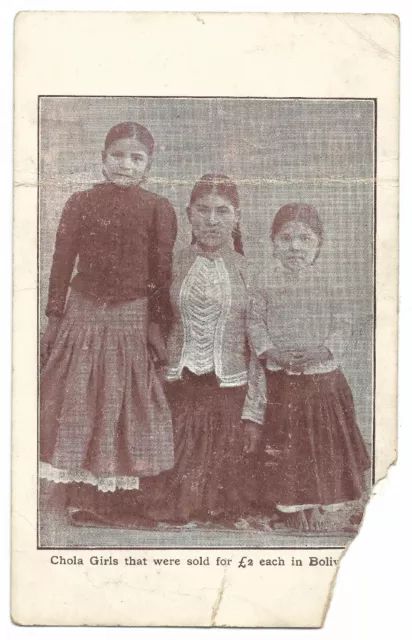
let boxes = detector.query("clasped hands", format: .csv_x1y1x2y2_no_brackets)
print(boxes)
263,345,331,373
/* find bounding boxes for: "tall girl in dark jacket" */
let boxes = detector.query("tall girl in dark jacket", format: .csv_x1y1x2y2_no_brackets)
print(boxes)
40,122,177,523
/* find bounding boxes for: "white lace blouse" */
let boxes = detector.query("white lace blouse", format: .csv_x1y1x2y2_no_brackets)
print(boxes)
180,256,224,376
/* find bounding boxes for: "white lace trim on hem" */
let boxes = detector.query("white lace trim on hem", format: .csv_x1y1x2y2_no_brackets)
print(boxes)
39,462,140,492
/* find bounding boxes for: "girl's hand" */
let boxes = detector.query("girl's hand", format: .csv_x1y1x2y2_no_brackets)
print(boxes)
260,345,282,364
281,347,331,370
308,347,332,366
243,421,262,454
263,347,303,371
148,322,169,365
278,349,306,371
40,316,61,368
155,365,168,385
260,346,302,372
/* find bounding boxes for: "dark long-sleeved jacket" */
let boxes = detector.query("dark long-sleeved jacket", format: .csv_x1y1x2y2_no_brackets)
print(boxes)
46,182,177,330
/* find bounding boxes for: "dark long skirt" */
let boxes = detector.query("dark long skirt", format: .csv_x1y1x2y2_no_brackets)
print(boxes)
137,370,257,524
261,369,371,509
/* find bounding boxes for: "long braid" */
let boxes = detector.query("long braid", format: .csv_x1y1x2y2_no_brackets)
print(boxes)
232,221,244,255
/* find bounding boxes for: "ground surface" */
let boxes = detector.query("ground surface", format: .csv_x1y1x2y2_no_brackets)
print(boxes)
39,493,364,549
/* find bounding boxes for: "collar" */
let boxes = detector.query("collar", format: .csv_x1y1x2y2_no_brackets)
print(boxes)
192,242,234,262
274,259,318,285
93,180,143,193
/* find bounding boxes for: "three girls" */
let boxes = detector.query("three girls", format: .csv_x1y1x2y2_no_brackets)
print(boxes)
41,121,370,532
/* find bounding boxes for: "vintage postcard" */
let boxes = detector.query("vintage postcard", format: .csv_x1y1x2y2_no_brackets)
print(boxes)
12,12,399,627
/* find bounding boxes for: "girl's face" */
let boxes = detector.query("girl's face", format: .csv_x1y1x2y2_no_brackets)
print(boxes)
102,137,151,187
188,192,239,252
272,220,321,271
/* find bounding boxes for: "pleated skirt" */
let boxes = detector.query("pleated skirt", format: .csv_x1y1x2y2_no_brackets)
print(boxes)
40,290,174,493
261,369,371,509
137,369,257,523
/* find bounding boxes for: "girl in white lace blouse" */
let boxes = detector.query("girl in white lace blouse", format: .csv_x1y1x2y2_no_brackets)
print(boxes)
138,174,262,525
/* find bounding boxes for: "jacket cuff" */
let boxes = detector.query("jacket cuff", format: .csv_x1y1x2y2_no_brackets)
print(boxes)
323,335,346,363
253,338,276,359
241,407,265,426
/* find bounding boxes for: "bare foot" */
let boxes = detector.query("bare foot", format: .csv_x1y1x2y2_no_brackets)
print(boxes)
234,518,252,530
350,513,363,526
68,507,159,529
283,510,309,532
270,510,282,524
305,507,325,532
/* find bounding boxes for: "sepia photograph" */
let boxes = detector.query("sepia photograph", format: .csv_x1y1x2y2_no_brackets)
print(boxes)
38,96,375,550
12,10,399,627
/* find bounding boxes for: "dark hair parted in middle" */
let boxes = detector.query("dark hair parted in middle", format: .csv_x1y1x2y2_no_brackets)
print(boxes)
271,203,324,244
189,174,244,255
189,174,240,209
104,122,155,156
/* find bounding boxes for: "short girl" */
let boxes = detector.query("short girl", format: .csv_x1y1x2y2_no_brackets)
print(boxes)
40,122,177,522
138,174,262,525
246,203,370,532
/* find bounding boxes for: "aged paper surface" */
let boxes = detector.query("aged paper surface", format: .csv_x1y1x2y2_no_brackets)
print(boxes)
12,12,399,627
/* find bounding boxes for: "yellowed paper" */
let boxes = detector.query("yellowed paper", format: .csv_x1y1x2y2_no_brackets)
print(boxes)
12,12,399,627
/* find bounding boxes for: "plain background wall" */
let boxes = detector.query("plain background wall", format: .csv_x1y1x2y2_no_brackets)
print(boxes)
39,96,375,447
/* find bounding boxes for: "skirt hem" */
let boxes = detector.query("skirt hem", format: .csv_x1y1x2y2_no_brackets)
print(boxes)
39,461,141,492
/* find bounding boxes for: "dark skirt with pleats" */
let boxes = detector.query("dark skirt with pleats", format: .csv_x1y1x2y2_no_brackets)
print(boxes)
40,291,174,488
261,369,371,509
39,290,174,527
136,369,258,524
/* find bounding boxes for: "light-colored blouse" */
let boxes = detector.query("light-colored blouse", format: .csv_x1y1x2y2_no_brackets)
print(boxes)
165,245,250,388
248,261,352,375
164,246,267,424
180,256,224,376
